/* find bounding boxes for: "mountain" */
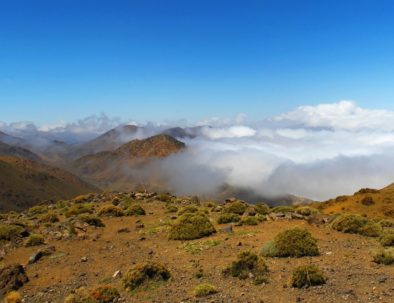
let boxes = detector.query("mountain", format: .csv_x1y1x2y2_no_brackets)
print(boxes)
0,141,41,162
0,131,25,146
317,184,394,218
0,156,99,211
72,134,186,190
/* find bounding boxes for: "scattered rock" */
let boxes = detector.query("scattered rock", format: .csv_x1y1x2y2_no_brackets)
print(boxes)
0,264,29,298
117,227,131,233
222,225,233,234
81,257,88,262
113,270,122,278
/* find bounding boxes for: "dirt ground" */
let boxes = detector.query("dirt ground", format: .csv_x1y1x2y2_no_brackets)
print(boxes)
3,201,394,303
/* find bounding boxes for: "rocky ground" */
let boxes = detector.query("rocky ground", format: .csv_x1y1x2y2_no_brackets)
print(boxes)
1,192,393,303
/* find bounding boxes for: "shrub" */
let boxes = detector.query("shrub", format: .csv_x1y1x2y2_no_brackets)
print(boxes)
223,201,247,215
90,285,120,303
65,204,93,218
169,213,216,240
270,206,295,213
379,230,394,247
178,206,199,215
0,224,24,241
331,214,368,234
217,213,241,224
223,251,268,285
4,291,22,303
40,212,59,223
97,205,124,217
261,228,319,258
295,207,319,216
361,196,375,206
237,216,262,226
254,203,270,215
291,265,326,288
157,193,172,202
125,204,146,216
193,283,217,297
379,219,394,228
78,214,105,227
358,221,382,237
64,287,94,303
25,234,45,247
165,204,178,213
28,205,48,216
122,262,171,291
372,248,394,265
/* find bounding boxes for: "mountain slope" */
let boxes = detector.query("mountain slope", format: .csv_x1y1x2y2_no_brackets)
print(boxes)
0,156,99,211
318,184,394,218
0,141,41,162
72,134,186,190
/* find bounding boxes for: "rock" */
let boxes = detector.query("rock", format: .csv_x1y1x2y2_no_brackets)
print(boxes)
117,227,131,233
80,257,88,262
28,246,56,264
291,213,304,220
0,264,29,298
135,223,145,229
245,207,256,216
113,270,122,278
378,276,387,283
222,225,233,234
28,252,43,264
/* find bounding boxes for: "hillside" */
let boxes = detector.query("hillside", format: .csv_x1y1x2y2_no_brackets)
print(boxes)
317,184,394,219
0,156,99,212
72,134,186,190
0,141,41,162
0,192,393,302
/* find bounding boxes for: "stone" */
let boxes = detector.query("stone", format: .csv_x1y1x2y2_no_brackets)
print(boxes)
0,264,29,298
222,225,233,234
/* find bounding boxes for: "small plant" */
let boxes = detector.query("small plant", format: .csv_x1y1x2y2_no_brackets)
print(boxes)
0,224,25,241
193,283,217,297
122,262,171,291
157,193,172,202
223,251,269,285
178,206,199,215
291,265,326,288
98,205,124,217
25,233,45,247
261,228,319,257
270,206,294,213
254,203,270,215
65,203,93,218
372,248,394,265
78,214,105,227
223,201,247,215
295,207,319,216
125,204,146,216
332,214,381,237
4,291,23,303
358,221,382,237
217,213,241,224
237,216,262,226
40,212,59,223
379,219,394,228
90,285,120,303
165,204,178,213
379,230,394,247
169,213,216,240
28,205,48,216
361,196,374,206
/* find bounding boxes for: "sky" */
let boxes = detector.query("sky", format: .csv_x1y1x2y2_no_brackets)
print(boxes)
1,0,394,125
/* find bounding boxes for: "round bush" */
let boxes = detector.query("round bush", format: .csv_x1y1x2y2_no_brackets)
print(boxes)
193,283,217,297
217,213,240,224
98,205,124,217
169,213,216,240
122,262,171,291
223,201,247,215
291,265,326,288
379,230,394,247
125,204,146,216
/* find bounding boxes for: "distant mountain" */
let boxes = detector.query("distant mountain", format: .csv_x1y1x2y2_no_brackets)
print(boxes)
0,131,25,147
318,184,394,218
0,156,99,211
72,134,186,190
0,141,41,162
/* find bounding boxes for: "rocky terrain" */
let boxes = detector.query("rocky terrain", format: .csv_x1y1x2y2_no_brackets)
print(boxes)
1,191,393,303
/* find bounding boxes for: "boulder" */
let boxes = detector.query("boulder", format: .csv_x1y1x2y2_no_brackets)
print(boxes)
0,264,29,298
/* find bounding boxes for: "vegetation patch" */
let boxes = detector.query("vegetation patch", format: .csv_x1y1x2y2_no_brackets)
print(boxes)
223,201,247,215
291,265,326,288
90,285,120,303
122,262,171,291
372,248,394,265
182,240,220,254
178,206,200,215
97,205,124,217
65,204,93,218
0,224,25,241
237,216,262,226
261,228,319,258
217,213,240,224
379,230,394,247
254,203,270,215
270,206,294,213
39,212,59,223
25,234,45,247
125,204,146,216
223,251,269,285
332,214,382,237
165,204,178,213
295,207,319,216
28,205,48,216
193,283,217,297
169,213,216,240
4,291,23,303
78,214,105,227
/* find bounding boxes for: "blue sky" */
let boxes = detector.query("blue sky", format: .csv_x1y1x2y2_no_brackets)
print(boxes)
1,0,394,125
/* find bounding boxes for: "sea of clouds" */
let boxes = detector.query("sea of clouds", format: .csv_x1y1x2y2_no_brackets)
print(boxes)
2,100,394,201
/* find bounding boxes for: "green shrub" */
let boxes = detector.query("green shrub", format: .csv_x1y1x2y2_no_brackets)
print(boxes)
165,204,178,213
358,221,382,237
169,213,216,240
98,205,124,217
270,206,295,213
178,206,199,215
25,233,45,247
0,224,25,241
254,203,270,215
223,201,247,215
122,262,171,291
64,287,94,303
372,248,394,265
291,265,326,288
379,219,394,228
65,204,93,218
379,230,394,247
261,228,319,258
217,213,241,224
28,205,48,216
157,193,172,202
4,291,23,303
90,285,120,303
237,216,262,226
125,204,146,216
40,212,59,223
193,283,217,297
78,214,105,227
332,214,381,237
223,251,268,285
295,207,319,216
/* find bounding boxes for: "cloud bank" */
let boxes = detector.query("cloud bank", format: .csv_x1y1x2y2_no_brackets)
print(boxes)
3,100,394,201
